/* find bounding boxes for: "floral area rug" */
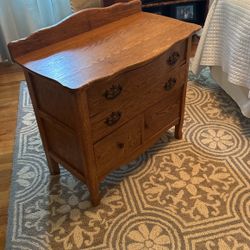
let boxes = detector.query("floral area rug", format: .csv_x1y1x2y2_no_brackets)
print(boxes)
6,68,250,249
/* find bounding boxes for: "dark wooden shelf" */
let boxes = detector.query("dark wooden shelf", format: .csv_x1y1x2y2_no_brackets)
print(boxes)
142,0,209,26
142,0,207,8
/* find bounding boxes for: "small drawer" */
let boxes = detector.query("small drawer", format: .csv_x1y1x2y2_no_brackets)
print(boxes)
163,40,187,71
144,87,183,140
87,75,125,117
94,115,143,177
87,39,187,118
90,63,187,142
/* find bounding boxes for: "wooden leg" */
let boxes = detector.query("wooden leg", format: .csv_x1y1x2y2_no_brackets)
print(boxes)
88,182,101,206
175,123,183,140
47,157,60,175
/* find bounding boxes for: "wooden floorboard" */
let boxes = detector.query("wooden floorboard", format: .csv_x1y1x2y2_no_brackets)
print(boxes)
0,62,24,250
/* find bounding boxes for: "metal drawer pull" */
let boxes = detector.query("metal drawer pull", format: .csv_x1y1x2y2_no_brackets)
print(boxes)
167,51,180,66
164,78,176,91
104,84,122,100
105,111,121,126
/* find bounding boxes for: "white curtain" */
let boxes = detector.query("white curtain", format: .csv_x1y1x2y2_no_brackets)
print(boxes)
0,0,72,62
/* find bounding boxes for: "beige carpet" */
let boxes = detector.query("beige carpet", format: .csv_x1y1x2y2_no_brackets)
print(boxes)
6,69,250,249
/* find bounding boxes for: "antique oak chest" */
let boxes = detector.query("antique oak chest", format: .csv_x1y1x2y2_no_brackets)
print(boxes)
8,0,200,205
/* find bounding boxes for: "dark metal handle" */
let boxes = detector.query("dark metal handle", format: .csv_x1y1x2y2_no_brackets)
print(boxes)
105,111,121,126
164,78,176,91
104,84,122,100
167,52,180,66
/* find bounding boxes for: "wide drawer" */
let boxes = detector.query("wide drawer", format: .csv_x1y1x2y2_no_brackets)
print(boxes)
90,63,187,142
144,87,183,140
94,115,143,178
87,39,187,118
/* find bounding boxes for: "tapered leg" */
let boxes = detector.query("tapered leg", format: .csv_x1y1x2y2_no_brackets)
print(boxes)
175,123,183,139
89,181,101,206
47,157,60,175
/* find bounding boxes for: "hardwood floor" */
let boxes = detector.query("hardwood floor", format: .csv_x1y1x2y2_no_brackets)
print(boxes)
0,63,24,250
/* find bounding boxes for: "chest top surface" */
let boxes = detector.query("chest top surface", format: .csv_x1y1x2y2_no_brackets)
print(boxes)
9,0,200,90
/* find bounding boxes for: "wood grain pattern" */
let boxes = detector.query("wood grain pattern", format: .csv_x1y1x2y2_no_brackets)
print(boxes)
90,61,187,143
144,87,182,139
7,1,200,206
8,0,141,59
87,40,186,117
94,115,143,177
9,1,199,89
30,74,77,129
25,71,60,175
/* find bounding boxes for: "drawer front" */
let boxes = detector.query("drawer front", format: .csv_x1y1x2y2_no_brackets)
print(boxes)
87,39,187,117
94,115,143,177
163,39,187,70
144,87,183,140
90,63,187,142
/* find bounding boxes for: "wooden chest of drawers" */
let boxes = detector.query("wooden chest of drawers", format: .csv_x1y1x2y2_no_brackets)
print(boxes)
8,0,199,205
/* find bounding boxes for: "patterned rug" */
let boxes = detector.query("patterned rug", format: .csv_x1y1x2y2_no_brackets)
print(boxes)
6,68,250,250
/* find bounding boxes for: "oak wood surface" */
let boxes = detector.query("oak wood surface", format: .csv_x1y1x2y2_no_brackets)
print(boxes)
90,61,187,143
94,114,143,177
144,86,182,139
87,39,186,117
9,1,199,90
8,0,141,59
